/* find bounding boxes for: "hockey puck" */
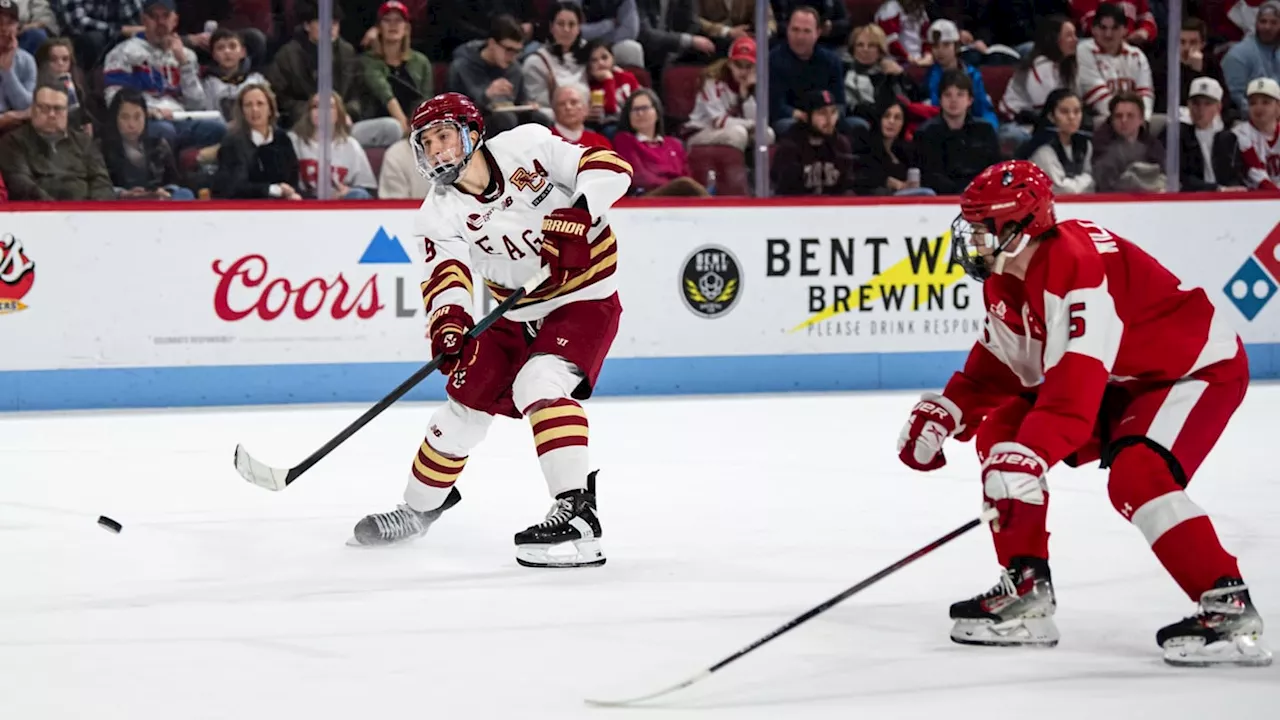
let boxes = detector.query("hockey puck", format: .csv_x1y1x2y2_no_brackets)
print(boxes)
97,516,122,534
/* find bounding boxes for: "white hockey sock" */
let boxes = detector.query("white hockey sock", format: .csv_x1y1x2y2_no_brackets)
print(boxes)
528,399,590,497
404,436,467,512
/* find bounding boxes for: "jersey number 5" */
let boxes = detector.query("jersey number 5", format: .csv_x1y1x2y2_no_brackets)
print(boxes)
1069,302,1087,339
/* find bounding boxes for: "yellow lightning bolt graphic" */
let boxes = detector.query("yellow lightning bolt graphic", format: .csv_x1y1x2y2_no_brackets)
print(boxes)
788,230,967,333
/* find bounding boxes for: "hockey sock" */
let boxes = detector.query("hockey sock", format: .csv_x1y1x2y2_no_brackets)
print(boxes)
991,492,1051,567
1109,443,1240,600
528,398,590,497
404,436,468,512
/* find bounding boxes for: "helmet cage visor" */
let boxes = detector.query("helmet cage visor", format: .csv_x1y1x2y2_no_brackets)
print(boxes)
951,213,1032,281
412,118,478,185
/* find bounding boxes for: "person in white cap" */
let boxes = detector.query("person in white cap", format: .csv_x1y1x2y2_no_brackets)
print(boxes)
1222,0,1280,110
1179,76,1247,191
1233,76,1280,190
923,19,997,127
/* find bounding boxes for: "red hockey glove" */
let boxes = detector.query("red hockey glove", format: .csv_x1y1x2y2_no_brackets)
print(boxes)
897,392,964,471
540,206,593,284
981,442,1048,533
428,304,475,376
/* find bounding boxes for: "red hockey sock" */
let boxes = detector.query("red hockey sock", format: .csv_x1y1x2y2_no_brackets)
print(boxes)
1151,516,1241,599
1109,443,1240,600
991,494,1051,566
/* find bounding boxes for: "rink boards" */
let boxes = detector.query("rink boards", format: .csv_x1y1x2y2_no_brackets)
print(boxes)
1,196,1278,411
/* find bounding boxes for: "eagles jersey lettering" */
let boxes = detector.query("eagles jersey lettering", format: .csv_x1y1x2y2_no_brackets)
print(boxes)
414,124,634,323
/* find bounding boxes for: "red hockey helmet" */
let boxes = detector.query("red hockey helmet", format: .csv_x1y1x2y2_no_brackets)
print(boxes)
951,160,1057,281
410,92,486,185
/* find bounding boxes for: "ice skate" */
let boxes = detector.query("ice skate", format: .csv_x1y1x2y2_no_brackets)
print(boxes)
348,487,461,547
514,471,605,568
1158,577,1272,667
950,556,1059,647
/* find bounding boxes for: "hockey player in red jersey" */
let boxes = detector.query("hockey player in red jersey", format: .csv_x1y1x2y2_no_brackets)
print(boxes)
348,93,631,568
897,160,1271,667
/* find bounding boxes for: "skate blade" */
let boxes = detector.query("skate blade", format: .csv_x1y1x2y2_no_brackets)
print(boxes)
951,616,1060,648
345,532,427,548
1163,636,1274,667
516,538,606,568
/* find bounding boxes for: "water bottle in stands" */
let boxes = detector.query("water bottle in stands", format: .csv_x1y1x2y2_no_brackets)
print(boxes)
706,170,717,196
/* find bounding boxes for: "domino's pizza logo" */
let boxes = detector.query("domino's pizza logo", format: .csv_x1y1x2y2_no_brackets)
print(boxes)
0,233,35,314
1224,222,1280,321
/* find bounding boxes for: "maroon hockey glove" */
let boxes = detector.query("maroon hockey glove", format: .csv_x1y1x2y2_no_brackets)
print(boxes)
897,392,964,471
981,442,1048,533
428,304,476,376
540,206,593,285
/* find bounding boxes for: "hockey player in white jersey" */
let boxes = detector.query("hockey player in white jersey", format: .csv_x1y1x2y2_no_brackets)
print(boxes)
350,92,632,568
1077,3,1154,124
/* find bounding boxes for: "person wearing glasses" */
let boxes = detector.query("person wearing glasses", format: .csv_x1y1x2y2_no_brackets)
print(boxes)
0,83,113,200
451,14,546,134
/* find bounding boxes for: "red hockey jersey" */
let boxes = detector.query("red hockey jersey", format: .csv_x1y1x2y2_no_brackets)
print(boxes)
942,219,1240,467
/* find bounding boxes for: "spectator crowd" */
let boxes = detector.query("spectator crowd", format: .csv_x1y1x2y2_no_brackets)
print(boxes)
0,0,1277,202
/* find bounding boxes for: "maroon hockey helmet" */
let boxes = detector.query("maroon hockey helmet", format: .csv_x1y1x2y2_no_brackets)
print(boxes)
951,160,1057,281
410,92,487,185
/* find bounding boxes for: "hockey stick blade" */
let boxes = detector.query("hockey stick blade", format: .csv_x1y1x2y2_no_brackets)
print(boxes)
232,267,552,491
583,507,999,708
233,444,291,492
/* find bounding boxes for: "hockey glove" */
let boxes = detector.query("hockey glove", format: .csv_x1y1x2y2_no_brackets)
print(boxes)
897,392,964,471
540,206,593,285
981,442,1048,533
428,304,476,376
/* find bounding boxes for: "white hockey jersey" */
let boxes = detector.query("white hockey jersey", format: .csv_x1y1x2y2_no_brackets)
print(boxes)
414,123,633,324
1077,38,1153,120
999,56,1068,119
1232,121,1280,190
686,76,757,132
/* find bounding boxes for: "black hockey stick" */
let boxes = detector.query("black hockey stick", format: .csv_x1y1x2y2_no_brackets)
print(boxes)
584,507,999,707
233,267,551,492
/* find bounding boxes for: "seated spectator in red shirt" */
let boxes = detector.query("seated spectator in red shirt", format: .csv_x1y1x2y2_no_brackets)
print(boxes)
0,163,7,200
772,88,855,195
584,39,639,132
612,87,707,195
1233,77,1280,190
212,84,303,199
1180,77,1247,191
550,85,612,149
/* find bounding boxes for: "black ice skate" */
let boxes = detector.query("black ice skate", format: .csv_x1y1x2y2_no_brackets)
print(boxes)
1157,577,1272,667
950,556,1059,647
514,471,605,568
348,487,461,547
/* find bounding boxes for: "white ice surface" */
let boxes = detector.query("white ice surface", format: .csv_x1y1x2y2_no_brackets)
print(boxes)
2,388,1278,719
